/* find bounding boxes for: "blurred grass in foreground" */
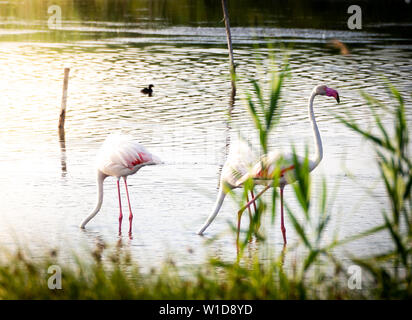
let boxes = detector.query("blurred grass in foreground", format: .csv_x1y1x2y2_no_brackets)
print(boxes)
0,247,354,299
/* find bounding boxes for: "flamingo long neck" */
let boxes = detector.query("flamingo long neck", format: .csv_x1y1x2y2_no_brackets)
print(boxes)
197,184,227,235
80,170,106,228
308,91,323,170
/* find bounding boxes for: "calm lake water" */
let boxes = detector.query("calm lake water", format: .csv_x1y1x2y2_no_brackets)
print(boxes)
0,1,411,270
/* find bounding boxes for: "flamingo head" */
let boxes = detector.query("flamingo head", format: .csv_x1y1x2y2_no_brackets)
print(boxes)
148,84,154,89
315,85,340,103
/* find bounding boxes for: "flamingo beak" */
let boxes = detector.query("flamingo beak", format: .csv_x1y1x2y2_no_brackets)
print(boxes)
326,87,340,103
335,92,340,103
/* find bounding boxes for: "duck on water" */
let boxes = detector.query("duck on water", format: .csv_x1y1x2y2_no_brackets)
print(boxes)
141,84,154,96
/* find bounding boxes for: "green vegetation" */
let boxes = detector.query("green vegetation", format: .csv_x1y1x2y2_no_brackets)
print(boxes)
336,84,412,299
0,247,348,299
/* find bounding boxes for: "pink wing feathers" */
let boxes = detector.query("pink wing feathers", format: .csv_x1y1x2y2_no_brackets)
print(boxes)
97,133,161,176
235,152,297,187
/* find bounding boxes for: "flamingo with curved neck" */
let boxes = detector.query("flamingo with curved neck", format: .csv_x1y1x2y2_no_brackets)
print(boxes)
197,85,340,244
80,133,161,235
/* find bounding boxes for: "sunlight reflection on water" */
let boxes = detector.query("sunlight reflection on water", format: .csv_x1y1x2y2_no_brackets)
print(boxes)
0,21,411,270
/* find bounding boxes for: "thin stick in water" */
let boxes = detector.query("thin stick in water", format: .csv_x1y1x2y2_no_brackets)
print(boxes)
221,0,236,161
58,67,70,140
221,0,236,82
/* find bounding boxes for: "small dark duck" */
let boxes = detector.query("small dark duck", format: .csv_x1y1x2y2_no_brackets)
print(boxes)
141,84,154,96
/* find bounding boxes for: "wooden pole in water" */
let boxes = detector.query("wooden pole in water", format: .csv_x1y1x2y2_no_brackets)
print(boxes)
58,67,70,140
221,0,236,92
221,0,236,161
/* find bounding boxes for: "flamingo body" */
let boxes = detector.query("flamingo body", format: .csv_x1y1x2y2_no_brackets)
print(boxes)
220,140,258,187
97,133,160,177
197,84,340,243
236,151,316,187
80,133,161,233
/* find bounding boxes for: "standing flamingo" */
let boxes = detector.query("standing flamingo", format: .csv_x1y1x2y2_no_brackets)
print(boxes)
197,85,340,244
80,133,161,235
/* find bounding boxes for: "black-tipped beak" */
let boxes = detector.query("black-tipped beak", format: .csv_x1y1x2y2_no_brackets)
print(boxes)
336,93,340,103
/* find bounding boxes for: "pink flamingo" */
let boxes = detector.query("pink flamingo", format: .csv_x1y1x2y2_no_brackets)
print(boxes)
80,133,161,235
197,85,340,244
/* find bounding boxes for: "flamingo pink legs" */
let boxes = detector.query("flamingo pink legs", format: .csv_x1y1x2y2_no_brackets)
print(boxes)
246,193,253,221
238,185,270,215
116,178,134,237
237,190,259,243
237,184,287,245
117,179,123,235
280,185,286,244
251,190,257,212
123,178,133,235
